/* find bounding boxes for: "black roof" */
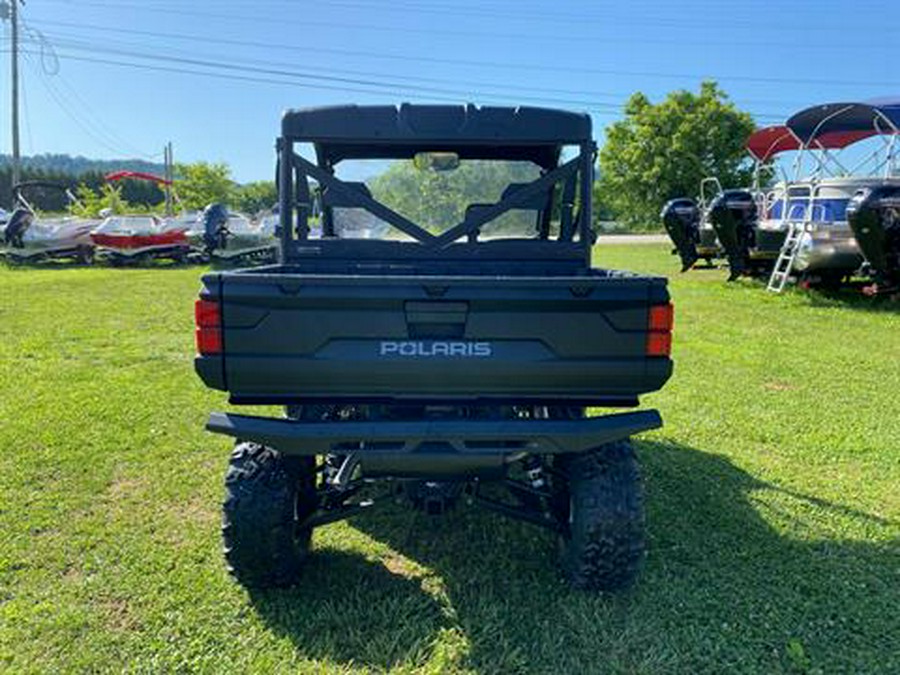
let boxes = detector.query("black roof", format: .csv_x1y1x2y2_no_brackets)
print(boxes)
281,104,593,166
786,100,900,145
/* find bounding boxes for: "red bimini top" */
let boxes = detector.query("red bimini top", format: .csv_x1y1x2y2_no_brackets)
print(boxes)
746,126,800,162
105,170,173,186
746,124,883,162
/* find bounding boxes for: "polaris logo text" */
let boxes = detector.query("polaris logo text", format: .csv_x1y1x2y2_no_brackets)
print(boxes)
380,341,492,357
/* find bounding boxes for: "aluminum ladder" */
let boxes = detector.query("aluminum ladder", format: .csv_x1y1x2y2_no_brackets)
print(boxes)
766,221,806,293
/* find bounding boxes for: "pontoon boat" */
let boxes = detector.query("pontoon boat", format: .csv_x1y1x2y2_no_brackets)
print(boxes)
741,101,898,291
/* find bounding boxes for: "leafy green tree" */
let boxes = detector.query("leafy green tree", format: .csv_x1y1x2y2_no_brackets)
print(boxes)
234,180,277,214
369,159,540,234
174,162,235,210
597,81,755,230
70,183,130,217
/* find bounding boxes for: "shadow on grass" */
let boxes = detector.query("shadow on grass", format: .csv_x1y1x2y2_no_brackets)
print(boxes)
1,258,201,271
795,284,900,313
735,273,900,313
1,258,93,271
250,441,899,673
247,549,449,670
2,257,275,272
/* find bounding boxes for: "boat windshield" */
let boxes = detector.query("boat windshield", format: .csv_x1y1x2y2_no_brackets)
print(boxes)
94,216,160,234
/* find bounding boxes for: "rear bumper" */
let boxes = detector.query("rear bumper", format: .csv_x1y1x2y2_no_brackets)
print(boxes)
206,409,662,457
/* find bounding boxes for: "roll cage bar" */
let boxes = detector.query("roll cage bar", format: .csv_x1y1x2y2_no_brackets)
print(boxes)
276,104,597,268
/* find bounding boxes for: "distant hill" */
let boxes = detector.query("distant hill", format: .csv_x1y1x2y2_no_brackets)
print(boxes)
0,153,165,176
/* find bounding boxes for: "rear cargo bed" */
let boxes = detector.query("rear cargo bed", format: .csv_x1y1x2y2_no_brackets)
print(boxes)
195,268,673,405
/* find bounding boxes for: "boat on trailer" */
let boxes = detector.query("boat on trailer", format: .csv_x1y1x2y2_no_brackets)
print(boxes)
742,103,900,291
186,203,279,263
91,214,193,264
89,171,195,264
1,181,100,264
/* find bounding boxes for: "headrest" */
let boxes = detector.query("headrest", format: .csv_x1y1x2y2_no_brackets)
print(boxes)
321,182,373,208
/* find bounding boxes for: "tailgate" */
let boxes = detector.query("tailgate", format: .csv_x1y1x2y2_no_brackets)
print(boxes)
195,271,673,405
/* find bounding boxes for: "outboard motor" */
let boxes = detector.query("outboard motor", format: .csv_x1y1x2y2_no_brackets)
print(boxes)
660,198,701,271
2,208,34,248
847,185,900,293
707,190,758,281
201,203,230,253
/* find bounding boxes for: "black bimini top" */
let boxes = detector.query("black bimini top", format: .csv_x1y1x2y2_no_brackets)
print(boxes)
281,103,593,167
786,98,900,146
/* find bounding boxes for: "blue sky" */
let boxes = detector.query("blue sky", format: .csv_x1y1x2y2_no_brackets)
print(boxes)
1,0,897,182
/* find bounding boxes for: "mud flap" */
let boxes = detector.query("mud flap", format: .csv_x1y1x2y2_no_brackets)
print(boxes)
847,186,900,290
708,191,757,281
660,198,700,271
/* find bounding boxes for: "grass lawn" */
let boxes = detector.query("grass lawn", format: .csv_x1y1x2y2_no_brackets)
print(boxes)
1,246,897,674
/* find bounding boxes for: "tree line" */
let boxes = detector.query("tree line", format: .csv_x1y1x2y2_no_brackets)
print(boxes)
0,153,164,177
3,83,757,231
0,167,164,212
1,162,276,217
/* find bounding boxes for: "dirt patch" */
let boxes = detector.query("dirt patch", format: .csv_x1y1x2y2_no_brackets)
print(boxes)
763,381,794,392
177,496,218,527
61,565,83,584
106,475,147,501
99,597,139,633
153,495,219,549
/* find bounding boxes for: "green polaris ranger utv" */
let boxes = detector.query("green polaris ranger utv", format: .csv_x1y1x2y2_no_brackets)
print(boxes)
194,104,675,591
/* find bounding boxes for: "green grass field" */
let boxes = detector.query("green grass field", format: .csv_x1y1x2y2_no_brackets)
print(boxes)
1,246,897,674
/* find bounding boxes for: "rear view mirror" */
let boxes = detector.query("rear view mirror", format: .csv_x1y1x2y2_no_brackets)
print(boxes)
413,152,460,172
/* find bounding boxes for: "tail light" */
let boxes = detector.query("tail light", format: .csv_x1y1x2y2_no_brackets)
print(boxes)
195,298,222,355
646,303,673,357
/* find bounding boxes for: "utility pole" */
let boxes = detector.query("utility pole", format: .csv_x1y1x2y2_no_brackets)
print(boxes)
163,141,173,216
2,0,21,187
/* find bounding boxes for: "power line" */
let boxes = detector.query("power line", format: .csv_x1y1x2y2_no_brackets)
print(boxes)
49,71,158,159
28,17,900,89
15,45,786,125
41,0,900,35
34,30,808,121
288,0,900,34
22,52,154,158
35,28,629,103
34,0,900,52
44,41,625,111
18,20,157,159
34,34,628,110
23,36,792,123
11,45,626,118
26,23,874,112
